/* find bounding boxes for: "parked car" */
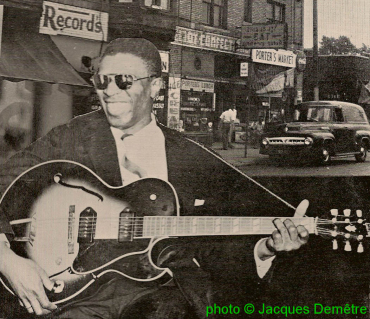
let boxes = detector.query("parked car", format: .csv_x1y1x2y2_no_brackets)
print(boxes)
259,101,370,164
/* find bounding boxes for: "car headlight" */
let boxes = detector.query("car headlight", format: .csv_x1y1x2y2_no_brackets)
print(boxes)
262,138,269,145
304,137,313,145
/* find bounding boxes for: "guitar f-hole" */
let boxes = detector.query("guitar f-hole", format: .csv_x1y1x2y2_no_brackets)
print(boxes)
78,207,97,243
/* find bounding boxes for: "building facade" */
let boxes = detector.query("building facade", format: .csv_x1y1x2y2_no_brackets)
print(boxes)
0,0,304,157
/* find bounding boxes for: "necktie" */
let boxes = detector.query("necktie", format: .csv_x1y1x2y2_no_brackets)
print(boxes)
121,134,147,179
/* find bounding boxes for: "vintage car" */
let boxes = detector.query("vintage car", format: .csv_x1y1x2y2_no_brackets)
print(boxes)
259,101,370,164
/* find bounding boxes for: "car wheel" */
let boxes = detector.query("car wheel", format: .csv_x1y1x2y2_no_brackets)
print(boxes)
318,146,331,165
355,142,368,162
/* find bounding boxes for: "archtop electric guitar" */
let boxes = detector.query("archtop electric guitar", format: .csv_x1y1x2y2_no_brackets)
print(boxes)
0,160,367,305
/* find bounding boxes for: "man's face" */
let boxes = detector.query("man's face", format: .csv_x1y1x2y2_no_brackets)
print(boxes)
96,53,157,132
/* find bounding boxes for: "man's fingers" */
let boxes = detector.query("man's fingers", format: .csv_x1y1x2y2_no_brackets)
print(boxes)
265,236,277,253
38,266,54,292
297,225,309,243
273,218,290,240
19,299,33,313
38,268,58,311
284,219,298,241
294,199,309,218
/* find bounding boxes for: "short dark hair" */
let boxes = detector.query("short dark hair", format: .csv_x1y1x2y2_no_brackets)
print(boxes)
101,38,162,77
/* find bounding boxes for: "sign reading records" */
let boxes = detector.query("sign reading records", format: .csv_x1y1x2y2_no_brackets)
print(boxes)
40,1,108,41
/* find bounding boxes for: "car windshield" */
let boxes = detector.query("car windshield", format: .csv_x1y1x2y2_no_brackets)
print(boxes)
296,106,332,122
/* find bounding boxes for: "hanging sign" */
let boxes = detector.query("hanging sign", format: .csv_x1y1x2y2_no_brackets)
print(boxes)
241,23,286,49
251,49,296,68
40,1,108,41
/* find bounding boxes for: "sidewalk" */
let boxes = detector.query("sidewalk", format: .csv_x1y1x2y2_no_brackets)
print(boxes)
210,141,266,166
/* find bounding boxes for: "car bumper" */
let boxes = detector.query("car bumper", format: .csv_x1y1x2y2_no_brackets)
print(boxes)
260,144,316,158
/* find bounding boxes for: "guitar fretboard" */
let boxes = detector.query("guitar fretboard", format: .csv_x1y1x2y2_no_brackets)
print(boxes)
138,216,316,238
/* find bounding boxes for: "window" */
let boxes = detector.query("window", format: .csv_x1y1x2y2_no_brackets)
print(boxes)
298,107,332,122
202,0,226,28
244,0,253,23
342,106,367,123
144,0,169,10
266,1,285,23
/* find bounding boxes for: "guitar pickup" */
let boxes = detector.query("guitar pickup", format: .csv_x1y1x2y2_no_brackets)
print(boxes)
118,208,135,242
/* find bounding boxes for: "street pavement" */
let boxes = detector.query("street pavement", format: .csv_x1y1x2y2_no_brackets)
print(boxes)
210,141,265,166
211,141,370,176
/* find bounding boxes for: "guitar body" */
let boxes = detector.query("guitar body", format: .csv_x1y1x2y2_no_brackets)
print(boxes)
0,160,178,304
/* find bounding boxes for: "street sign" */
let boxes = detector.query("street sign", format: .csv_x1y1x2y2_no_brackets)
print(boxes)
240,62,249,77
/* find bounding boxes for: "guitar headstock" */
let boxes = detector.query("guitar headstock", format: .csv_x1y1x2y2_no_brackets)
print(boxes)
316,209,369,253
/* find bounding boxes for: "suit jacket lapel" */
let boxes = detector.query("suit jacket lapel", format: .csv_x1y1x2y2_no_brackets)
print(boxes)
85,112,122,186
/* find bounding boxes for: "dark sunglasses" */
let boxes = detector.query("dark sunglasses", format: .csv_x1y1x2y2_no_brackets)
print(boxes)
92,73,156,90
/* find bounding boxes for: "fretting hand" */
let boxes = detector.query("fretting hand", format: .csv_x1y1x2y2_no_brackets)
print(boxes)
257,200,310,261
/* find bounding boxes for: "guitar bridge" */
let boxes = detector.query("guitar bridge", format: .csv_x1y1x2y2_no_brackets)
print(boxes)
118,208,135,242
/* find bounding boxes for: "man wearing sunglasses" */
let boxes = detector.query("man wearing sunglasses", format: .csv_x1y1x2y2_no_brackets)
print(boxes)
0,38,309,318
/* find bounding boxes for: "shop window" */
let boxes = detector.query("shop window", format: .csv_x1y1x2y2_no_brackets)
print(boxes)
144,0,169,10
266,0,285,23
244,0,253,23
202,0,227,28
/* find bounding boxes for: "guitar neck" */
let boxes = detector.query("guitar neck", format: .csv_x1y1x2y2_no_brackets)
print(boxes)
139,216,316,238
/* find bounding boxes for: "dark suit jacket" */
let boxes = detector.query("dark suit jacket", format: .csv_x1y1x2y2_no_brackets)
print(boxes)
0,109,296,315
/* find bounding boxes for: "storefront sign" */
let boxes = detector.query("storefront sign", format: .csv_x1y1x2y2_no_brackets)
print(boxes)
241,23,286,49
181,79,214,93
240,62,249,77
168,77,181,129
173,26,242,55
296,50,307,72
40,1,108,41
159,51,169,73
252,49,296,68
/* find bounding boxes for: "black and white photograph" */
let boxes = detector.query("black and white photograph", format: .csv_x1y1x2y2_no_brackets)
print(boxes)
1,0,370,318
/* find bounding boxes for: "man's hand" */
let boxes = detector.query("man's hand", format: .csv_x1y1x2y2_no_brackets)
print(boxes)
257,200,310,261
0,242,57,316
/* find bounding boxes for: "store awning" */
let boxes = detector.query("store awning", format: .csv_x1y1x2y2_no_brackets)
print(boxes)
0,32,90,87
256,68,294,95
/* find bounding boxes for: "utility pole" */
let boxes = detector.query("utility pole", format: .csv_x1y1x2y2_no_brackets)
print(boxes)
313,0,319,101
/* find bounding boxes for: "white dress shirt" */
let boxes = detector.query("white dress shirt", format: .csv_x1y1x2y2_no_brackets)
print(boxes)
220,109,237,123
110,115,168,185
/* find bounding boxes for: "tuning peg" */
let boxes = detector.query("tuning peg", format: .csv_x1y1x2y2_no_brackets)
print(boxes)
344,240,352,252
344,209,351,217
356,210,363,218
331,209,338,216
357,242,364,253
332,239,338,250
358,219,364,224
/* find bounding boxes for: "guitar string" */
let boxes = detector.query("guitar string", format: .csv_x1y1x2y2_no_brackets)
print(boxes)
33,217,352,222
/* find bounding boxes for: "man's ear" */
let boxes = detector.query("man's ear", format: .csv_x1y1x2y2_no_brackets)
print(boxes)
150,77,163,99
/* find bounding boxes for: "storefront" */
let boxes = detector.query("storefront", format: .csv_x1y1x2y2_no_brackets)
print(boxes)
170,26,250,145
180,79,214,139
251,49,297,124
0,5,90,161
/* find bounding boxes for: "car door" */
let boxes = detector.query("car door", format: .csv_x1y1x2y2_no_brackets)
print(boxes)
331,106,356,153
